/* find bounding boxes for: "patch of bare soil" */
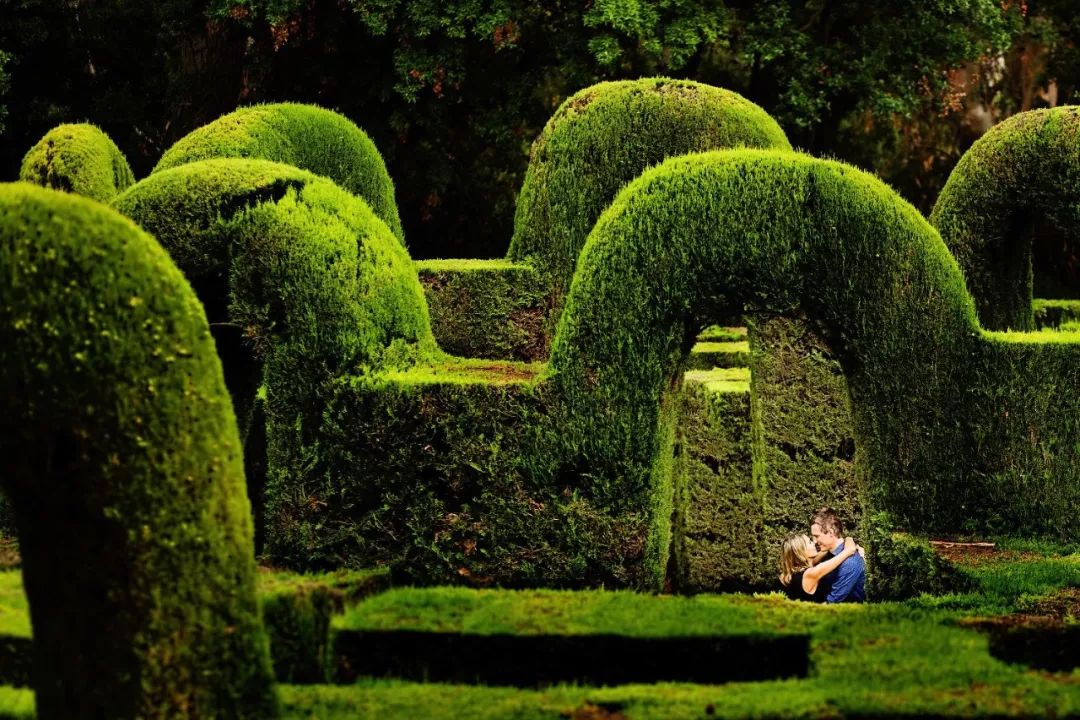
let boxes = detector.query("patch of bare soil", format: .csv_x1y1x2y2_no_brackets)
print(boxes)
562,702,627,720
929,540,1041,567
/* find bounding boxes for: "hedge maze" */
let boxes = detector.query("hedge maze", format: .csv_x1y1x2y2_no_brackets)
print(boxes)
6,82,1080,714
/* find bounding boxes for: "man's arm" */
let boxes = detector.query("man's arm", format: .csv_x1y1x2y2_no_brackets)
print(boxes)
824,555,860,603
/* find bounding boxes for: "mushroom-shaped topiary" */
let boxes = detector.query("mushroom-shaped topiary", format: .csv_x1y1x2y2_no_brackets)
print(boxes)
931,106,1080,331
0,183,278,718
19,123,135,203
153,103,405,244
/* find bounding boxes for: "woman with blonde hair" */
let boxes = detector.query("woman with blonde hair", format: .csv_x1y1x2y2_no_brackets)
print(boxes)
779,534,861,602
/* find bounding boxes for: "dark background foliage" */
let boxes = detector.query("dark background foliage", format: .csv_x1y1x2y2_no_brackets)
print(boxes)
1,0,1077,260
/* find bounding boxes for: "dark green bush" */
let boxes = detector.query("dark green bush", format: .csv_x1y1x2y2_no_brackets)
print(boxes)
153,103,405,243
865,514,976,601
0,183,277,718
19,124,134,203
507,78,792,331
931,106,1080,331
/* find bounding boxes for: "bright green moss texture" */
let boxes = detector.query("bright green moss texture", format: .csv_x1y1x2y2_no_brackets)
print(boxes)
18,124,135,203
509,78,791,306
548,149,1080,566
0,184,277,718
931,106,1080,330
154,103,405,243
111,159,435,564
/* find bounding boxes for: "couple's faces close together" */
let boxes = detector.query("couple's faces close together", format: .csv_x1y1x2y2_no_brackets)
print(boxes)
810,522,839,552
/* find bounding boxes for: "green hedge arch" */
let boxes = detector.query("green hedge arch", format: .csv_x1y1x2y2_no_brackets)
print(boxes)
153,103,405,244
112,159,436,556
930,106,1080,331
547,149,1080,581
19,123,135,203
0,183,278,718
507,78,791,324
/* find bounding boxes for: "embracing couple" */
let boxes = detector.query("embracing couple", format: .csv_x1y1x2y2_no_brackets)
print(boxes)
779,507,866,603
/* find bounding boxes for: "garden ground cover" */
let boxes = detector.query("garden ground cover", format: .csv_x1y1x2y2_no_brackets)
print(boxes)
1,542,1078,718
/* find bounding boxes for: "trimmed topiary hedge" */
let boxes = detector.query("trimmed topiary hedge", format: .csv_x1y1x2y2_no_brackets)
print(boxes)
931,106,1080,331
112,159,435,565
153,103,405,243
507,78,791,333
19,124,135,203
0,183,278,718
546,148,1080,581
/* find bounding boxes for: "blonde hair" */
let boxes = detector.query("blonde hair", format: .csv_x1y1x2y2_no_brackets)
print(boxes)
779,534,815,587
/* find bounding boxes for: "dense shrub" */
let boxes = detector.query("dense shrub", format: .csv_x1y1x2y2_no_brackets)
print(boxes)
865,514,976,601
18,124,135,202
0,183,277,718
112,159,435,564
507,78,791,331
547,148,1080,577
153,103,405,243
931,106,1080,330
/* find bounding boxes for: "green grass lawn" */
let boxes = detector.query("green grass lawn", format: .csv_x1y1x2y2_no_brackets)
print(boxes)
0,542,1078,718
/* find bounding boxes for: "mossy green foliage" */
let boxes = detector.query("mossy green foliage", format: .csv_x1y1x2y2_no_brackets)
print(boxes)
417,259,548,361
153,103,405,243
112,160,435,556
546,148,1080,564
18,124,134,203
0,184,277,718
748,315,860,579
931,106,1080,331
259,568,388,684
865,515,976,601
1033,298,1080,328
686,340,749,370
507,78,792,326
671,369,762,592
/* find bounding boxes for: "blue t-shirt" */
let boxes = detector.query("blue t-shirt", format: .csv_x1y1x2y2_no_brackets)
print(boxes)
820,542,866,603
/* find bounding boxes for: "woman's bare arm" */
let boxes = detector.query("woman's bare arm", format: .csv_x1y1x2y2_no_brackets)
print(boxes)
802,538,858,587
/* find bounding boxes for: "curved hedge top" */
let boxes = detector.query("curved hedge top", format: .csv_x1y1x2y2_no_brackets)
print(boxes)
0,183,277,718
508,78,792,309
19,123,135,203
930,106,1080,330
546,149,990,553
113,159,434,498
153,103,405,244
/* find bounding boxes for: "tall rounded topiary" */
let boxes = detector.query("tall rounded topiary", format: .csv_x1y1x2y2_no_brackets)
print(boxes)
0,183,278,718
508,78,792,323
545,149,985,583
112,159,435,561
19,123,135,203
930,106,1080,331
153,103,405,244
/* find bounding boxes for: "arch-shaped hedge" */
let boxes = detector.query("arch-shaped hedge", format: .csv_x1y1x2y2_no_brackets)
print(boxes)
153,103,405,244
0,183,277,718
19,123,135,203
930,106,1080,330
112,159,435,555
547,149,1080,582
507,78,791,321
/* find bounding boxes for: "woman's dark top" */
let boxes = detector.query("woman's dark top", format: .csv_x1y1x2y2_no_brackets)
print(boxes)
782,571,825,602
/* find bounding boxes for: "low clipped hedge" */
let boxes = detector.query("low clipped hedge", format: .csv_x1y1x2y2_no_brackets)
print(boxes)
0,183,277,718
931,106,1080,331
507,78,791,333
154,103,405,243
18,124,134,202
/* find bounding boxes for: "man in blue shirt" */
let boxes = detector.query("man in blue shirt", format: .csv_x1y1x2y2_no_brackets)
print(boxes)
810,507,866,603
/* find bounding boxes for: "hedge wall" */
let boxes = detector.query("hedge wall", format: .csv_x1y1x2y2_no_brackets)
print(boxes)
18,124,134,203
547,148,1080,568
0,183,277,718
112,159,435,564
931,106,1080,331
153,103,405,244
